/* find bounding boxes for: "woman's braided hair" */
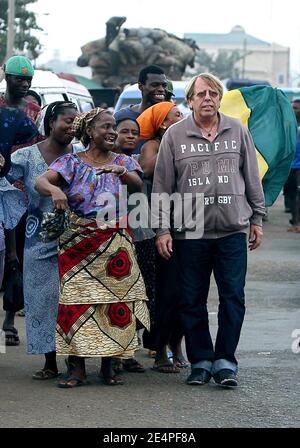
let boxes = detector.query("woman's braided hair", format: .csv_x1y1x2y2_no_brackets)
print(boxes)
72,107,107,147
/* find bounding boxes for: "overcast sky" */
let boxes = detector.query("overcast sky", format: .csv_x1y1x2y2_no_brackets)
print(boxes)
31,0,300,78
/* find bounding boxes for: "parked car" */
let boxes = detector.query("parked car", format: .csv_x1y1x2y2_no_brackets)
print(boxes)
225,78,271,90
0,69,94,112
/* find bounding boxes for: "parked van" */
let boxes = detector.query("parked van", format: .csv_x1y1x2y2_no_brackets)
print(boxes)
0,69,94,112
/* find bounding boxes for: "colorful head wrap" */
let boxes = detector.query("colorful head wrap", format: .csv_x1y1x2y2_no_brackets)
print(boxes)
137,102,176,140
72,107,106,147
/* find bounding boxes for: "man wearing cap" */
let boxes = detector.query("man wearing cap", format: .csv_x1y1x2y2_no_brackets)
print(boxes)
0,56,41,346
0,55,41,122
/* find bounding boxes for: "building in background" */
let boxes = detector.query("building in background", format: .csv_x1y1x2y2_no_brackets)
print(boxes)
185,26,290,87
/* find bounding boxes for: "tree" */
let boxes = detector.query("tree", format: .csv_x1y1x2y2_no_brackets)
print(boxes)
194,49,213,73
212,50,242,79
192,48,243,80
0,0,43,64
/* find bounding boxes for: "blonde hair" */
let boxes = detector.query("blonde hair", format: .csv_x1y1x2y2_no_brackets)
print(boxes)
185,73,224,102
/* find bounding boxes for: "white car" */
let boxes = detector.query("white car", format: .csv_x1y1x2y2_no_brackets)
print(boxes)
0,69,94,113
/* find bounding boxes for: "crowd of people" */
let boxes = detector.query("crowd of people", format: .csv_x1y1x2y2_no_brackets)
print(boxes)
0,54,297,389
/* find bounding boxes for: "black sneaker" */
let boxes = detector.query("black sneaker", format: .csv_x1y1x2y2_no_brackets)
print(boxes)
213,369,238,387
186,368,211,385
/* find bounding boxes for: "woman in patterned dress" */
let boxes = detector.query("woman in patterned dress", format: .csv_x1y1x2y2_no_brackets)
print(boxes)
6,101,78,378
138,102,189,372
35,108,150,387
114,115,156,370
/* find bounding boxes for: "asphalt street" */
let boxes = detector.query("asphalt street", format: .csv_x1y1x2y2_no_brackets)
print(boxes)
0,195,299,428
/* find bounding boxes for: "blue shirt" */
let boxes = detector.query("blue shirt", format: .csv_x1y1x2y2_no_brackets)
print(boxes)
291,127,300,169
0,106,39,177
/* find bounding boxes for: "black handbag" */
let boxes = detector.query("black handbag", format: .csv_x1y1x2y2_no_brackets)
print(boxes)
3,260,24,312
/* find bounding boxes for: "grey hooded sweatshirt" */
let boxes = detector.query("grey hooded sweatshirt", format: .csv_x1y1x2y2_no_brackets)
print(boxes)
152,112,266,239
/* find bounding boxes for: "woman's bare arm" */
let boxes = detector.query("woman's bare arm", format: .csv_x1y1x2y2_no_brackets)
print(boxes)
139,140,160,178
35,170,69,209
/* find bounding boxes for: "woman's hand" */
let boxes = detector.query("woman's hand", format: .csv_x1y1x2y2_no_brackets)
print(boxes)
95,165,126,176
95,164,142,193
51,187,69,210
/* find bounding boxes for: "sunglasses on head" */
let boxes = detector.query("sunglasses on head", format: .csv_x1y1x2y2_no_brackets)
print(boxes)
49,101,78,116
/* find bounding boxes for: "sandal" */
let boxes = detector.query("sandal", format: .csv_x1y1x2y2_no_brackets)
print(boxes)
102,375,124,386
4,328,20,346
287,225,300,233
123,358,145,373
58,375,88,388
173,357,190,369
32,369,61,380
151,362,180,373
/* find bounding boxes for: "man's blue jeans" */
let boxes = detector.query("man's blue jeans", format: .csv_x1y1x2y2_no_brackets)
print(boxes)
175,233,247,373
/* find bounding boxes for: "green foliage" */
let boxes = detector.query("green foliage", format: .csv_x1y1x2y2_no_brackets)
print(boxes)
195,49,243,79
0,0,42,63
213,50,242,79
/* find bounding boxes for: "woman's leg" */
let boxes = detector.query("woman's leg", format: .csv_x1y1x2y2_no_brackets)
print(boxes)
121,239,157,373
151,250,181,373
152,344,180,373
58,356,87,388
100,357,124,385
2,311,19,346
169,329,189,368
44,351,58,373
32,351,60,380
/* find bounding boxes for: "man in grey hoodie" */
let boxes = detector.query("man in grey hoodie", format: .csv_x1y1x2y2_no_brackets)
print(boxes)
152,73,265,387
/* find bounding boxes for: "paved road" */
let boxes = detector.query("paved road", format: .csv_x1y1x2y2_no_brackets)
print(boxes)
0,196,299,428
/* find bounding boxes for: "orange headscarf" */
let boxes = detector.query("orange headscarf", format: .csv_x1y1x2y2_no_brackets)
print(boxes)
137,102,176,140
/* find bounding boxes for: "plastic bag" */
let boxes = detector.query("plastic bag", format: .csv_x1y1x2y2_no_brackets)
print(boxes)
39,208,70,243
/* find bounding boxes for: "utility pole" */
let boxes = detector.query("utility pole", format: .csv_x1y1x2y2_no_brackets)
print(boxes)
6,0,15,61
241,38,247,79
